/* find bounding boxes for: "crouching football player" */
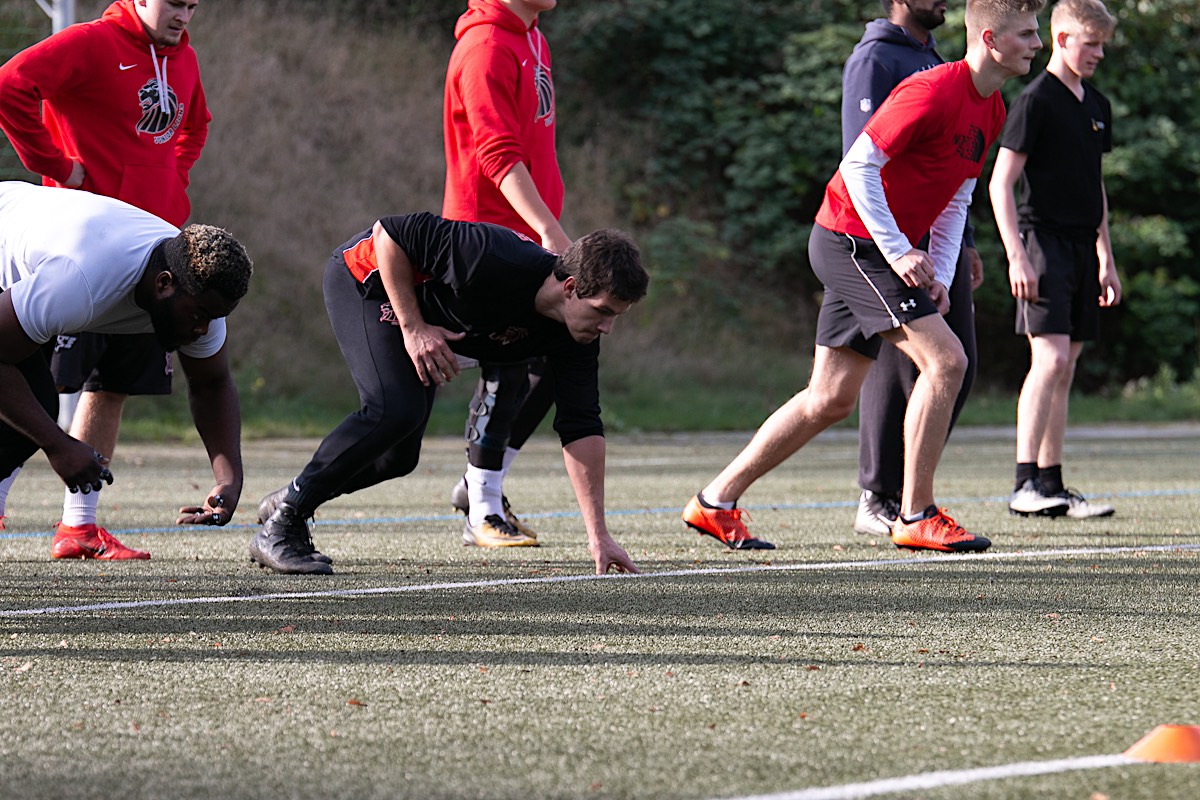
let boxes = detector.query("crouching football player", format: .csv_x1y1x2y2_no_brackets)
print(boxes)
251,213,648,576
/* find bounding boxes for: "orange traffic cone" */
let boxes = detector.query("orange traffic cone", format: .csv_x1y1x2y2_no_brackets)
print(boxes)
1124,725,1200,763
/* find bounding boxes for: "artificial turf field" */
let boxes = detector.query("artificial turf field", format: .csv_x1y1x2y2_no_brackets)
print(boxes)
1,425,1198,800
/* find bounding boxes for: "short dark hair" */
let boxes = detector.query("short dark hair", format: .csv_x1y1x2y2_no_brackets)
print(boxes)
161,224,253,301
554,228,648,303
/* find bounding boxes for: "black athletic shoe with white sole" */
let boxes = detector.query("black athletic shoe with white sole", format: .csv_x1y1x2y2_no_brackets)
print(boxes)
249,502,333,575
256,487,332,564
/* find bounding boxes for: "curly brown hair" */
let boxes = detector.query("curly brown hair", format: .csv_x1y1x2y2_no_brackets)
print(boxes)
162,224,253,300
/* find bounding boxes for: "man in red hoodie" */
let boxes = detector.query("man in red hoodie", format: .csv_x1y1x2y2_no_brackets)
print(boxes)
440,0,568,548
0,0,210,559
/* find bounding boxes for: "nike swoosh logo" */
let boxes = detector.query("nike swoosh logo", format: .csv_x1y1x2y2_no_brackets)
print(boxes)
119,63,137,71
521,59,528,67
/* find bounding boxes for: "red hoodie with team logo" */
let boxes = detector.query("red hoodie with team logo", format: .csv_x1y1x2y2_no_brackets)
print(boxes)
442,0,563,240
0,0,209,226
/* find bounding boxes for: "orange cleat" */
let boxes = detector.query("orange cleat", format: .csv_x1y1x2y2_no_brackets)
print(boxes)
682,495,775,550
51,523,151,560
891,508,990,553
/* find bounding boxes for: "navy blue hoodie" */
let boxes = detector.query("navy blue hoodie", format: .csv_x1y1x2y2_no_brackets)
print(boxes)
841,19,974,248
841,19,943,155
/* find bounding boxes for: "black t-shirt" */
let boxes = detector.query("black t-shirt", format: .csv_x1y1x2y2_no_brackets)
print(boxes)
374,212,603,445
1000,71,1112,240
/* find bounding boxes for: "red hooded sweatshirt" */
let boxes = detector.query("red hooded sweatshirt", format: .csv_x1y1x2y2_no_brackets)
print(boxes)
0,0,210,227
442,0,563,240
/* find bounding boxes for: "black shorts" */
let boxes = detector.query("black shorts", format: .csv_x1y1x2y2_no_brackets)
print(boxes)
1015,228,1101,341
809,224,939,359
49,332,173,395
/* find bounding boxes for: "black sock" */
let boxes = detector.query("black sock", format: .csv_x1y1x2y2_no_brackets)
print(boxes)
1038,464,1064,495
1015,462,1038,492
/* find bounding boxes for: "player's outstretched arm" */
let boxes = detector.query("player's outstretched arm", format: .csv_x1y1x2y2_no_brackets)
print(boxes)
562,435,640,575
177,344,242,525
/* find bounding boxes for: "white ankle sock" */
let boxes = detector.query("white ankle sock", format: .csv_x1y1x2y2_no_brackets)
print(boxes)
62,486,99,527
465,464,504,526
700,491,735,510
500,446,519,479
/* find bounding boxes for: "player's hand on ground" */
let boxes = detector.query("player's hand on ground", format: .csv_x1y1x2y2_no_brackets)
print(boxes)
590,536,641,575
928,281,950,315
46,438,111,494
891,249,935,288
966,246,984,291
1008,252,1038,301
177,487,239,526
402,323,465,386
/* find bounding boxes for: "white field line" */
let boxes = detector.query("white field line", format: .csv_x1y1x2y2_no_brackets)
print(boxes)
2,542,1198,618
718,753,1140,800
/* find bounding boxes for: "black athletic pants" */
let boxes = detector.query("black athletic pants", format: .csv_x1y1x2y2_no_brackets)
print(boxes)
856,246,977,496
287,256,437,516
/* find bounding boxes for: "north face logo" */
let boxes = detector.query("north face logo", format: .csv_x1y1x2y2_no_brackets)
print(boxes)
954,125,986,163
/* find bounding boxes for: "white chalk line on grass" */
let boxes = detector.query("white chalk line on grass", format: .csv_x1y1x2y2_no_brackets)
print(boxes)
719,753,1139,800
2,541,1198,618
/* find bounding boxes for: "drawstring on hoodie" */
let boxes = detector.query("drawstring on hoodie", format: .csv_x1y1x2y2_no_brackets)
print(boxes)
525,30,543,74
149,43,169,114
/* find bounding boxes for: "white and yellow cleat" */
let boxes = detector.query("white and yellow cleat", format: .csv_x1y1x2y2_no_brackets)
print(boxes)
463,514,539,547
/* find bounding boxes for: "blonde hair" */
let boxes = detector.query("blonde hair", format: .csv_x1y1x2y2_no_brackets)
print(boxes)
966,0,1047,40
1051,0,1116,39
162,224,253,300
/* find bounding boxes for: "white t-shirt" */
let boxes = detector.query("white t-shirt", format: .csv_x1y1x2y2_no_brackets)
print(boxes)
0,182,226,358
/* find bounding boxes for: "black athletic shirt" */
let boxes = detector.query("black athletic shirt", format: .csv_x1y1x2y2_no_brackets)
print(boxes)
377,212,603,446
999,71,1112,240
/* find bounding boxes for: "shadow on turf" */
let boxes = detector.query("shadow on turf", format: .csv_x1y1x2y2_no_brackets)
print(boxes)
2,557,1191,671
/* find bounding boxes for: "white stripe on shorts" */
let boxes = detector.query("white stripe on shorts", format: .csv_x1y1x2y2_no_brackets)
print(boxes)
845,234,901,330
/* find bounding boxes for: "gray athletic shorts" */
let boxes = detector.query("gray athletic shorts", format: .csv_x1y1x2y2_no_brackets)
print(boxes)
809,224,939,359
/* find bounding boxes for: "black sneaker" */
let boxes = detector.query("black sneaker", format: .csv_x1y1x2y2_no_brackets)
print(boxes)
1009,479,1069,517
249,502,334,574
256,487,332,564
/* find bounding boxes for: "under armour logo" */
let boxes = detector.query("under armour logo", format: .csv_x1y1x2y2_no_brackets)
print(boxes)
899,298,918,312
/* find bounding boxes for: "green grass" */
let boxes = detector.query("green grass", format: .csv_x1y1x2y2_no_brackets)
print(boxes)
115,359,1200,442
2,427,1200,798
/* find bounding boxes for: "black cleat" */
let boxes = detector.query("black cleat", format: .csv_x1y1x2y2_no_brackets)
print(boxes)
249,502,333,575
256,487,332,564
